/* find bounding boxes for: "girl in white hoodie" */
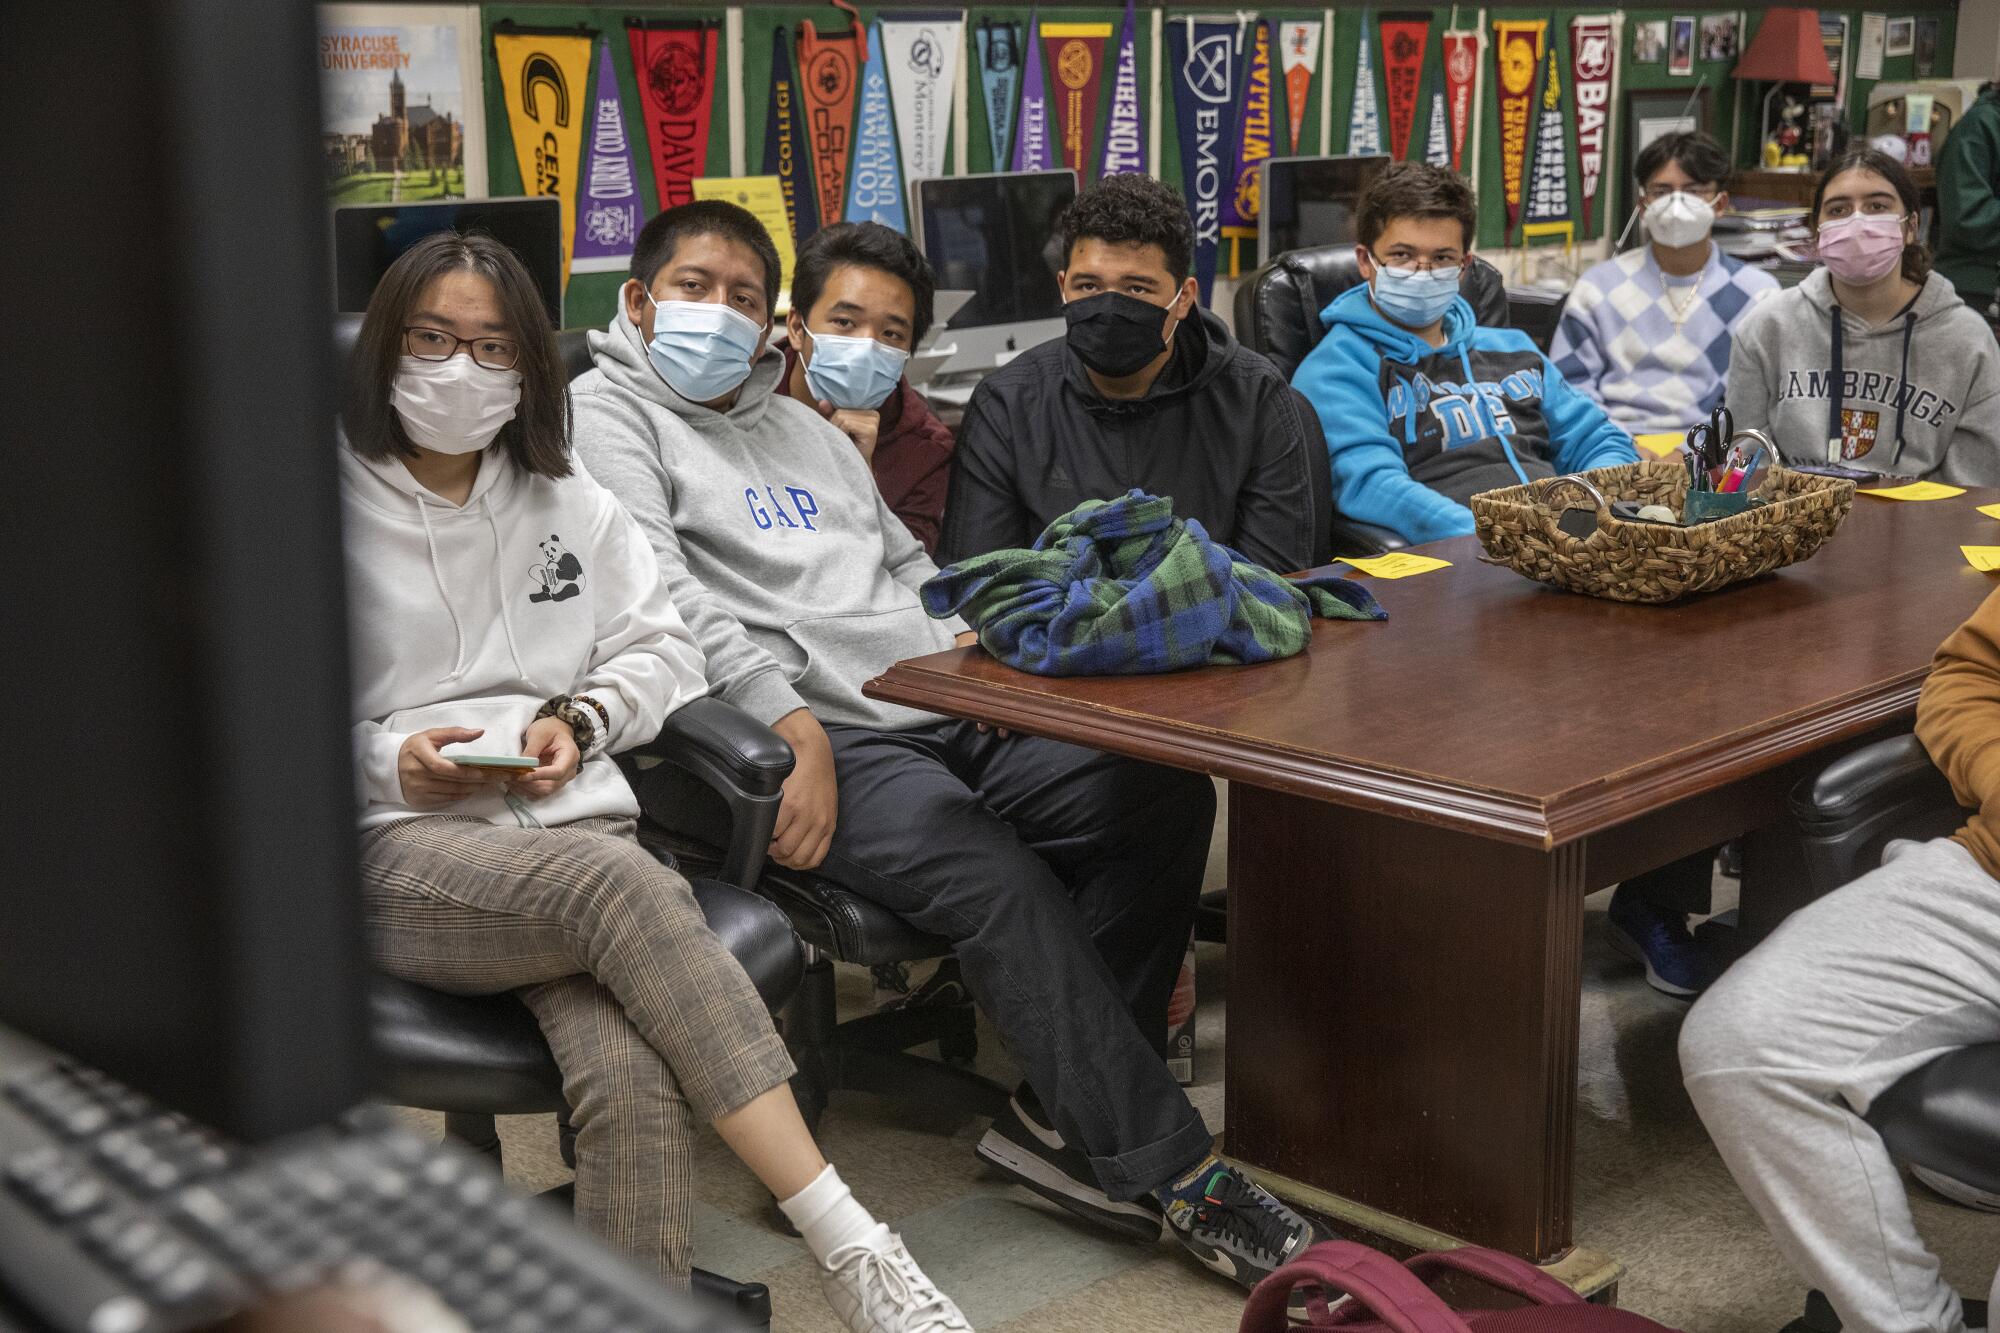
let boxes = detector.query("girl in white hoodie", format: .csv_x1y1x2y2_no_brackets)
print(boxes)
342,233,968,1333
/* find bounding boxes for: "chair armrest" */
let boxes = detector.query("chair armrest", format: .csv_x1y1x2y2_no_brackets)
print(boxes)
1790,732,1958,826
1326,516,1408,558
625,696,794,892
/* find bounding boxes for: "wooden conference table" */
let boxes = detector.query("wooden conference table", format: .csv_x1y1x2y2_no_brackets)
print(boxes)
865,486,2000,1275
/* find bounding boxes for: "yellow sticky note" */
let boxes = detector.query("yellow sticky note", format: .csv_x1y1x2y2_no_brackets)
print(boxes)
1978,504,2000,521
1858,481,1967,501
1964,547,2000,572
1633,432,1685,459
1337,552,1453,579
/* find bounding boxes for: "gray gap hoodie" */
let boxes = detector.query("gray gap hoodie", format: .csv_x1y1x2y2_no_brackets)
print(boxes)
571,310,966,733
1726,268,2000,483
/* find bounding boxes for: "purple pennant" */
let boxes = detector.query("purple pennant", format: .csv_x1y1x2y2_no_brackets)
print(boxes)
1012,10,1056,171
571,40,643,274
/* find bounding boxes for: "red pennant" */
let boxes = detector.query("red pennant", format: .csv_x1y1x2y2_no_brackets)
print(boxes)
1569,16,1615,232
626,20,717,213
1442,31,1478,173
1040,22,1112,178
1492,20,1546,228
798,21,863,227
1379,14,1430,161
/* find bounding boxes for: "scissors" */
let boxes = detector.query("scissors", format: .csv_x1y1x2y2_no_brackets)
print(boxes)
1684,405,1735,490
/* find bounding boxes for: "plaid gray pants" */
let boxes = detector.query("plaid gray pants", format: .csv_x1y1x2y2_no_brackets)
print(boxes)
358,815,796,1285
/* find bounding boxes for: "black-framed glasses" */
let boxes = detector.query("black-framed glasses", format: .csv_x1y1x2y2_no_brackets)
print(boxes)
403,326,520,371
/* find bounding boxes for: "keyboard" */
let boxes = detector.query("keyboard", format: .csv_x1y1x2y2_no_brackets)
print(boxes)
0,1057,742,1333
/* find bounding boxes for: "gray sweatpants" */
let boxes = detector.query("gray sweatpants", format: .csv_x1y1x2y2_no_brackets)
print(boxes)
1680,837,2000,1332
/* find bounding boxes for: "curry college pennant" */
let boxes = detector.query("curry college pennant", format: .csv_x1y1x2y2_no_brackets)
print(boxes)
1100,0,1146,176
844,23,907,229
1569,15,1615,231
572,39,643,274
1278,19,1321,154
1166,15,1240,304
882,14,961,184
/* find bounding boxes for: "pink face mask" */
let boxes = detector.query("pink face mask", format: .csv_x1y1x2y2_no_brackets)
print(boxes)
1815,213,1909,285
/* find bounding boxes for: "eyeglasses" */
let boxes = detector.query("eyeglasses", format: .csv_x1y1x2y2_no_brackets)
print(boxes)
403,326,520,371
1369,249,1465,274
1641,184,1722,203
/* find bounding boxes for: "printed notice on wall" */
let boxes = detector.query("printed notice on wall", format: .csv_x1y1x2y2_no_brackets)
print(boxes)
1856,13,1885,81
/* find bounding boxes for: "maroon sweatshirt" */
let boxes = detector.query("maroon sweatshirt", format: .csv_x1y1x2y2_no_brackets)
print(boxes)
777,339,955,554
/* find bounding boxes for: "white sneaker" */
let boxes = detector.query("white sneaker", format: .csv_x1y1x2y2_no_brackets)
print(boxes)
818,1224,973,1333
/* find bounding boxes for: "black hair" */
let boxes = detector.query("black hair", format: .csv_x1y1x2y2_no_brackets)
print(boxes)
791,221,938,344
341,230,571,478
1356,161,1478,250
1812,146,1931,284
1058,173,1195,283
629,200,781,315
1633,130,1731,190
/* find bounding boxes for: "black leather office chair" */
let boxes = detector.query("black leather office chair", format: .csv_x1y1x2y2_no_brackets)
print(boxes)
1782,731,2000,1328
1233,249,1510,558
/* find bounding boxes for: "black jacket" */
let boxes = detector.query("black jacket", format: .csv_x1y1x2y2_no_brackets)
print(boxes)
939,309,1331,572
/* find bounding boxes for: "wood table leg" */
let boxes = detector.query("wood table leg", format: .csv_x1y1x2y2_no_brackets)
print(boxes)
1224,786,1588,1262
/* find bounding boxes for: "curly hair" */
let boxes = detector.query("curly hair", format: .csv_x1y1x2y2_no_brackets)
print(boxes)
1057,174,1194,282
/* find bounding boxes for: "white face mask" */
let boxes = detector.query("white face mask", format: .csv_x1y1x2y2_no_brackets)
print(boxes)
1644,191,1717,249
392,354,523,455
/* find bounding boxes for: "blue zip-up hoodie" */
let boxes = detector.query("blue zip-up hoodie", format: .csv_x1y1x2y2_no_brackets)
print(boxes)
1291,285,1637,544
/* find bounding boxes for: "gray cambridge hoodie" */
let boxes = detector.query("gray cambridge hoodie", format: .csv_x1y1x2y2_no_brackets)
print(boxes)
571,310,965,733
1726,268,2000,483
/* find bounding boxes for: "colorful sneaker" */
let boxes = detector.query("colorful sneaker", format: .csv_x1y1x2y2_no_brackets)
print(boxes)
1157,1158,1323,1289
819,1225,973,1333
1606,884,1720,997
974,1087,1164,1240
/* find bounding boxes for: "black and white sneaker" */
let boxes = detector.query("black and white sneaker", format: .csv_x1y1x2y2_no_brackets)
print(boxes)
1158,1159,1323,1290
974,1088,1164,1241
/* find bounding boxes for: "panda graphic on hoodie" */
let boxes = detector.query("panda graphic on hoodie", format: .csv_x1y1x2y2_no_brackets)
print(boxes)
1291,283,1637,546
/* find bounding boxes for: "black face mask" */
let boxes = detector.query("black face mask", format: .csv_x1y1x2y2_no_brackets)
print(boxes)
1064,291,1175,377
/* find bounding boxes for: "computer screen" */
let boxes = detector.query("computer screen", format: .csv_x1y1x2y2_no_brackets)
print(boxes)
1258,155,1391,263
6,0,368,1142
334,196,564,327
913,169,1077,331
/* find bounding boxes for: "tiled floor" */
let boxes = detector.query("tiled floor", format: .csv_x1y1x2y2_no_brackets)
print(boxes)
406,806,1999,1331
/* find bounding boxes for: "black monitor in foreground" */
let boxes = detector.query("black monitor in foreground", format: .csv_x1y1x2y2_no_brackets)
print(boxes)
3,0,368,1141
1259,154,1392,262
911,169,1077,372
335,196,564,327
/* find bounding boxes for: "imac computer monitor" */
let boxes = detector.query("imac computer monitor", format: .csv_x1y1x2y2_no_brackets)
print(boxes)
7,0,368,1141
1258,155,1391,263
334,196,564,327
911,169,1077,374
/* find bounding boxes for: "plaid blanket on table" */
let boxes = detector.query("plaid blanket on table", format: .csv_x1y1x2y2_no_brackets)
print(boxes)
920,490,1386,677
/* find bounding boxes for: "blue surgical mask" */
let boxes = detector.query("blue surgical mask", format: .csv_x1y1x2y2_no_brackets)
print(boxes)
1369,259,1462,330
643,294,765,403
801,330,909,410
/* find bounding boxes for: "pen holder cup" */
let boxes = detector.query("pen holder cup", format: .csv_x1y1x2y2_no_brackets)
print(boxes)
1682,490,1754,524
1470,460,1857,605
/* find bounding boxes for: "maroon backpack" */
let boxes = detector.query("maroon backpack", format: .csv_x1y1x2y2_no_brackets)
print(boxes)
1239,1241,1681,1333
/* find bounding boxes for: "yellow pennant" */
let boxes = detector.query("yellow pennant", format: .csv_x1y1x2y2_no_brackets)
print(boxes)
494,30,594,285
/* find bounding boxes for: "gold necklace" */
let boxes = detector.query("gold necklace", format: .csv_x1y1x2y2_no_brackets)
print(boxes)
1662,276,1703,329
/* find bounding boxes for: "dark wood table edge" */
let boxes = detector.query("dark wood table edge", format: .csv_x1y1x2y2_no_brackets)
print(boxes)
865,661,1927,848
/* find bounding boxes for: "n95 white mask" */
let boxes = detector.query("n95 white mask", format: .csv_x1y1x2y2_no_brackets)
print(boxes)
1644,192,1717,249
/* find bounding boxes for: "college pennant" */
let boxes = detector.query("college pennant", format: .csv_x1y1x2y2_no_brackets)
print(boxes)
1041,19,1112,177
1347,16,1382,155
798,20,863,226
976,20,1021,168
1442,29,1479,173
762,24,819,245
1521,45,1574,243
494,27,596,283
1277,19,1321,154
1166,15,1241,304
624,20,717,218
1099,0,1146,176
572,39,643,274
845,23,907,229
882,14,961,185
1379,13,1429,161
1424,89,1450,166
1569,15,1615,232
1492,19,1546,228
1221,17,1273,271
1013,10,1056,170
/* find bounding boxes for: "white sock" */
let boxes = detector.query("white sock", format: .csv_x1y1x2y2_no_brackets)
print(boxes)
778,1163,882,1266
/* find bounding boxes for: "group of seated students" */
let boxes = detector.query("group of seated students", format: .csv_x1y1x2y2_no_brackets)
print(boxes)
341,132,2000,1331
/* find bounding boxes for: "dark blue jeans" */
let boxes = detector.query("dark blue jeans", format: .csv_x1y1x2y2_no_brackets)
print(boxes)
813,720,1216,1201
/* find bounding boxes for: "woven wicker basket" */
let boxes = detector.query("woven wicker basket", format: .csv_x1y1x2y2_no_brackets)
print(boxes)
1470,460,1856,604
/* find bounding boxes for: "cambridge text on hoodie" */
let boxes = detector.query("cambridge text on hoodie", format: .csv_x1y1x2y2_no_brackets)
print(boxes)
1726,269,2000,482
1290,286,1637,545
343,445,709,829
570,312,967,734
